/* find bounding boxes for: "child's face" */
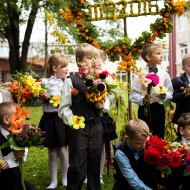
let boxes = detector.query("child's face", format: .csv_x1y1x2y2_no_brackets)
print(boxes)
179,125,190,140
182,61,190,75
53,65,68,79
2,106,16,130
78,52,96,66
147,47,163,66
127,135,148,151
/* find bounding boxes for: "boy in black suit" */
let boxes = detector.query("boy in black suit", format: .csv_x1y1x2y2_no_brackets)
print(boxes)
172,54,190,124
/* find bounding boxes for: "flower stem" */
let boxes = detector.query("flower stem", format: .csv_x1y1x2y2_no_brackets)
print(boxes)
19,158,26,190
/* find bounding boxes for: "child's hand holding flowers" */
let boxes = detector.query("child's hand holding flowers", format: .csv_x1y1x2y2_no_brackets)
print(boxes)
0,159,9,172
155,85,168,103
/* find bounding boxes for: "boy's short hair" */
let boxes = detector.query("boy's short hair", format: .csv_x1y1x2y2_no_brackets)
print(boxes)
182,54,190,66
0,102,16,123
140,43,161,62
124,119,149,139
178,112,190,129
75,43,99,62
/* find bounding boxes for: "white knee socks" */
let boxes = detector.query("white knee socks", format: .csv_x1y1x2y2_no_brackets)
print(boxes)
46,148,58,189
58,146,69,187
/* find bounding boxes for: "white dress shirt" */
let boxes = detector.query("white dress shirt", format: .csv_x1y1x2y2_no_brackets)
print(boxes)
129,65,173,106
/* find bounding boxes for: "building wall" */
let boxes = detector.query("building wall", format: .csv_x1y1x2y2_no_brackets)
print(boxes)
175,14,190,76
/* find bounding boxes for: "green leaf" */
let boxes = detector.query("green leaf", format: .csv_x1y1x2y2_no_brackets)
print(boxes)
0,141,10,150
9,137,26,150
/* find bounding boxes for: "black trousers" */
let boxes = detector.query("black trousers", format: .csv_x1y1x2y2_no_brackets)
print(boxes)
138,103,165,139
0,167,36,190
67,119,103,190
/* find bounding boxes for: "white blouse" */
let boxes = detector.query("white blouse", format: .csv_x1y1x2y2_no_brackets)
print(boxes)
41,76,64,112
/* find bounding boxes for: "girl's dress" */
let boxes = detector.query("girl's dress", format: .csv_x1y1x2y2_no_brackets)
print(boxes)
39,76,68,148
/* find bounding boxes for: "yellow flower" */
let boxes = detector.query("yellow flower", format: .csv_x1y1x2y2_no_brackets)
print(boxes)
69,115,85,129
49,96,61,107
156,86,168,94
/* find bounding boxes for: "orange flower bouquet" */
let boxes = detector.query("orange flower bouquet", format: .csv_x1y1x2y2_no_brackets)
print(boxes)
9,71,46,105
0,105,45,190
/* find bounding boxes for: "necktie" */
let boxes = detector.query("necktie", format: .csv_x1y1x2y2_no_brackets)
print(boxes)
149,67,158,74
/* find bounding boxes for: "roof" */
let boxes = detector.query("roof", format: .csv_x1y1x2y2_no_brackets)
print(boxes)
27,58,45,66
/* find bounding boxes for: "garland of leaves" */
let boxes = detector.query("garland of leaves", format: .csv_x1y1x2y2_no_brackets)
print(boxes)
59,0,188,72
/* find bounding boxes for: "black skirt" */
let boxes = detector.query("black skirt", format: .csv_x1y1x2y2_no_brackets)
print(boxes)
101,113,118,143
39,112,68,148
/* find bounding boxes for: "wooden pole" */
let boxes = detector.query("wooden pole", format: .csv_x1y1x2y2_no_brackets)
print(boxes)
123,18,132,120
168,14,176,78
44,11,48,72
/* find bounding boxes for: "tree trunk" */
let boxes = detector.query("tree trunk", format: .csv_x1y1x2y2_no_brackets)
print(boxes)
5,1,20,74
20,1,40,72
5,0,40,74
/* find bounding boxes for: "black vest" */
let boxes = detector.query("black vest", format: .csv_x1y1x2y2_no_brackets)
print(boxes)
0,131,12,156
70,74,101,122
113,141,157,190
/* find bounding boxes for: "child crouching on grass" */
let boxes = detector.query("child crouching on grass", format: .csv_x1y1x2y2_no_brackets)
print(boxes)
0,102,35,190
112,119,157,190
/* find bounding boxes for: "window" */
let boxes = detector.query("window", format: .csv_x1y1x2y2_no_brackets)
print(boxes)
163,52,169,62
178,15,188,31
179,44,188,59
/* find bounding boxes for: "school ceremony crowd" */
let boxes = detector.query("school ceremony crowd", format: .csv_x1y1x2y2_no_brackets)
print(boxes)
1,42,190,190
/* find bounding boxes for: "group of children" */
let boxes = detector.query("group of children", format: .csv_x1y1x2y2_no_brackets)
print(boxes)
1,42,190,190
116,43,190,190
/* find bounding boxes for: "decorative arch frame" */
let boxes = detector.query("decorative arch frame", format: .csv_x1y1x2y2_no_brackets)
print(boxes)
60,0,187,72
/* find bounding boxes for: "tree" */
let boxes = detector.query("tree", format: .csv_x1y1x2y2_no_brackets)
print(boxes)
0,0,123,74
0,0,65,74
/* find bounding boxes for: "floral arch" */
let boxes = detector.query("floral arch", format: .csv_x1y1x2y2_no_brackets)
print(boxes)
59,0,188,72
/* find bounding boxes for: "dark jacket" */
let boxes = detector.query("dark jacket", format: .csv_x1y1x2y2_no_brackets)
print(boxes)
172,73,190,124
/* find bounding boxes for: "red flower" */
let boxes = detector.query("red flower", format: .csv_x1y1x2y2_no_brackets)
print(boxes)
71,88,79,96
145,135,166,153
186,152,190,160
146,74,159,87
159,154,171,167
144,147,160,165
168,151,182,168
99,70,109,80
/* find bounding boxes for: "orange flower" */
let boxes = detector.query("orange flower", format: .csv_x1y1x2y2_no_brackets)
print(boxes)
71,88,79,96
8,105,29,134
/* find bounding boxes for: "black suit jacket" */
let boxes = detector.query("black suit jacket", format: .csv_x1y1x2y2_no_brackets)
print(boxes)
172,73,190,124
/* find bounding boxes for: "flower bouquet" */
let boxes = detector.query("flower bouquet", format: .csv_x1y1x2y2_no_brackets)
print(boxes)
182,152,190,176
138,72,159,116
78,58,108,103
0,104,44,190
9,71,46,106
101,71,117,92
144,135,187,177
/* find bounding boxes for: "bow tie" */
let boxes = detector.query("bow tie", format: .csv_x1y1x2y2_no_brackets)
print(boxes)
149,67,158,74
